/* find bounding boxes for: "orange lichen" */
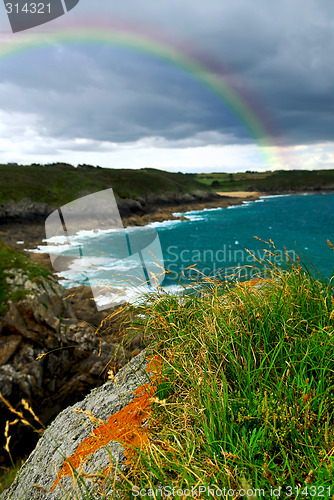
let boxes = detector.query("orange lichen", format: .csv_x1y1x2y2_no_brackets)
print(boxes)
51,356,162,493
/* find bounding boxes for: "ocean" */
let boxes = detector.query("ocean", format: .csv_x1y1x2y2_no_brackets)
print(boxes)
34,193,334,308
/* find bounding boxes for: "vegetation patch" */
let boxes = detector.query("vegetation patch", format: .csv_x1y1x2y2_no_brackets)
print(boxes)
196,169,334,193
115,255,334,495
0,164,203,206
0,240,50,313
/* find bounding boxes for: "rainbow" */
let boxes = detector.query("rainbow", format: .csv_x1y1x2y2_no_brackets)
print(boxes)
0,25,284,169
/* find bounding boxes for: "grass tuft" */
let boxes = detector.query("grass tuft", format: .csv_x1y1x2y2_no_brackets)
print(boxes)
116,257,334,496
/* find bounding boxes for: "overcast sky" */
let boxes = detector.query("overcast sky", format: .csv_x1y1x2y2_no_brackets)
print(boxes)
0,0,333,172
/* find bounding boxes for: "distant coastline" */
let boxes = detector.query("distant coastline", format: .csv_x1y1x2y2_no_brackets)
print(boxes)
1,188,334,318
23,190,334,298
0,190,262,254
2,189,333,274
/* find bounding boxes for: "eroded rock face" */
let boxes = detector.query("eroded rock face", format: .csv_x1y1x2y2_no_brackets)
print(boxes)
0,271,142,465
0,349,150,500
0,199,53,221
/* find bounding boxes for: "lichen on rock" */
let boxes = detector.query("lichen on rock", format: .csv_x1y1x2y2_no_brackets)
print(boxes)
0,349,155,500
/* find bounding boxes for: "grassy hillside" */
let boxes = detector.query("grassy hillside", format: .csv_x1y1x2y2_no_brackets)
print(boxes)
0,163,203,206
196,169,334,193
1,165,334,207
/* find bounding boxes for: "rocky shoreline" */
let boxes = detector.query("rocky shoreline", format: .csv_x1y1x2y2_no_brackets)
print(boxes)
0,190,261,253
0,191,262,277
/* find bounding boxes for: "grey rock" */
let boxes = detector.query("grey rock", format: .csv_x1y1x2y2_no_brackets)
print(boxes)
0,199,54,221
0,349,152,500
0,364,17,396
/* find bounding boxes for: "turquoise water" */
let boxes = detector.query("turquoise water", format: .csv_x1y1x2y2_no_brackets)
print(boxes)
161,192,334,284
37,193,334,305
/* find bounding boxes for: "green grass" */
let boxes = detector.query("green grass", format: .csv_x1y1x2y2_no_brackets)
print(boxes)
2,165,334,209
196,169,334,193
0,240,50,313
0,459,26,494
0,163,204,205
113,254,334,497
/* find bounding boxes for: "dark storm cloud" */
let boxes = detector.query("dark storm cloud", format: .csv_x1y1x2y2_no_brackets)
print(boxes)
0,0,332,148
0,45,250,144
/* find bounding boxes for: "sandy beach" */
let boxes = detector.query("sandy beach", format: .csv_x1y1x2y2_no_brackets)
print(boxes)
216,191,264,198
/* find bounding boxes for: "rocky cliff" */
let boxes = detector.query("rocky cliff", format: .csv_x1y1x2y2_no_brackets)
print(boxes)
0,190,219,222
0,199,53,222
0,245,143,467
